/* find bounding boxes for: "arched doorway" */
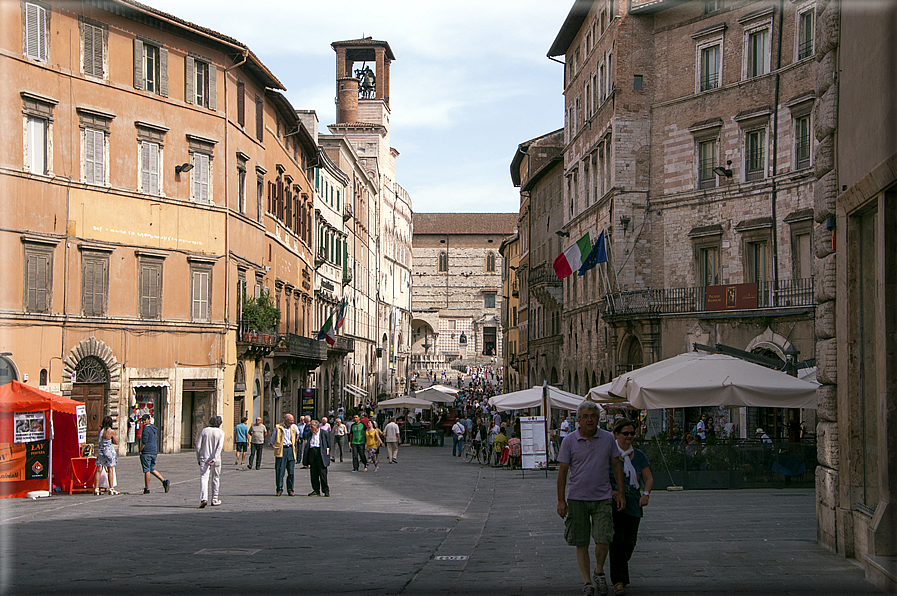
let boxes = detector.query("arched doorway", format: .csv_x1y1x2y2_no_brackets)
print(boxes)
234,363,246,426
62,335,122,444
620,335,644,374
71,356,108,445
550,367,559,387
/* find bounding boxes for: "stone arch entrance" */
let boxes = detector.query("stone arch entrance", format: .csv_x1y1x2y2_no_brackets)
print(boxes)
62,336,121,443
619,335,644,373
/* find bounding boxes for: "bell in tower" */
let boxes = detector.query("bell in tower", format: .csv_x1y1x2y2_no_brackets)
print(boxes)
331,38,395,125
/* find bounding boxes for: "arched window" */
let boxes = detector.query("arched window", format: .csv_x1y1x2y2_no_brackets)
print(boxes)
438,251,448,272
486,252,496,272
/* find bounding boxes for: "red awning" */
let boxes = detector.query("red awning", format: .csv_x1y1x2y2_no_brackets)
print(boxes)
0,381,81,415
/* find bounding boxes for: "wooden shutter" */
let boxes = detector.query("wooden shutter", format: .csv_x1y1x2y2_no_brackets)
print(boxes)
184,56,194,104
140,263,160,318
192,271,209,321
255,96,263,141
25,3,46,61
192,154,209,204
82,258,105,316
83,22,103,78
85,129,104,185
208,64,217,111
133,39,143,88
26,252,49,312
236,81,244,126
159,48,169,97
149,143,159,196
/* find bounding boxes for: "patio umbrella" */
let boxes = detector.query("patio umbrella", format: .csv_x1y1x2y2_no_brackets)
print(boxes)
428,384,459,395
489,386,588,413
609,352,819,410
376,396,434,409
586,382,632,405
414,387,456,404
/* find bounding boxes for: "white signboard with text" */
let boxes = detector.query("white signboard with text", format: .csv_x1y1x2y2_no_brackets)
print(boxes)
14,411,46,443
520,416,547,470
76,404,87,443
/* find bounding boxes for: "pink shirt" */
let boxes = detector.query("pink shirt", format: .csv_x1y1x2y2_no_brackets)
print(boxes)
558,428,616,502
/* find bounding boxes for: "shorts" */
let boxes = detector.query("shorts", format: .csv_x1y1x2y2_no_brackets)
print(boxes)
140,453,157,473
235,442,248,452
564,499,614,547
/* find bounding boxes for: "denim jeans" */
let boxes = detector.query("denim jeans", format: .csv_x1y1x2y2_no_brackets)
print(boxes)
274,447,295,494
452,434,464,456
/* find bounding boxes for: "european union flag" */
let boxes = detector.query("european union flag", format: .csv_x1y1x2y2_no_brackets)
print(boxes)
577,229,607,276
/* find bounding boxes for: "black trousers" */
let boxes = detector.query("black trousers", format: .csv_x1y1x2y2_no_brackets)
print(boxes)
308,447,329,494
248,443,264,468
609,508,642,587
333,435,345,461
351,443,367,470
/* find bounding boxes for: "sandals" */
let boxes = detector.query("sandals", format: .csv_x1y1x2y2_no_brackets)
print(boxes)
614,583,626,595
108,489,120,495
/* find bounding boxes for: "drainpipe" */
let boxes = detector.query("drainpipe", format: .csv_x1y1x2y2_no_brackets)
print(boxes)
770,0,785,305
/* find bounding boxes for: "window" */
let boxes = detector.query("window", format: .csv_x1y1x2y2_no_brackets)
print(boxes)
140,142,161,195
26,116,47,175
139,258,163,319
486,252,496,272
237,80,245,127
255,96,264,142
191,153,210,204
633,75,643,91
798,8,814,60
746,28,769,78
237,159,246,214
81,251,109,317
80,18,106,79
699,246,720,286
700,45,720,91
256,169,265,224
698,139,717,189
484,292,496,309
23,240,54,313
745,240,769,282
745,129,766,181
83,128,105,185
704,0,722,13
24,2,48,62
438,251,447,272
186,57,216,110
134,40,168,97
190,264,212,321
795,115,811,170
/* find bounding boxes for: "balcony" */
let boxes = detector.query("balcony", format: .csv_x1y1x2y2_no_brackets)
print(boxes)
327,335,355,355
236,328,279,358
512,280,519,297
530,263,561,287
603,278,814,317
272,332,327,367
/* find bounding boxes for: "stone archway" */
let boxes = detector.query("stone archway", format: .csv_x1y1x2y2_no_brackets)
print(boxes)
745,328,794,361
61,336,121,436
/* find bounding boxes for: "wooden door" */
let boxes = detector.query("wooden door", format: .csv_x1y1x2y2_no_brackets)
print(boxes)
71,383,105,444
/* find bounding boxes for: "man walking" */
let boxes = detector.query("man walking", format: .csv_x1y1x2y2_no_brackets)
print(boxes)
248,417,266,469
384,417,400,463
331,418,347,462
138,414,169,495
297,416,309,469
234,415,249,466
272,413,299,496
349,414,367,472
557,401,626,596
452,418,466,457
196,415,225,508
303,420,331,497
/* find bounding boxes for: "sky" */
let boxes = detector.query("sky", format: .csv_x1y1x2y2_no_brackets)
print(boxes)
145,0,571,214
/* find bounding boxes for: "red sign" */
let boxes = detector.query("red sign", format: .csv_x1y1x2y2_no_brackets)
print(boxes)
705,283,759,311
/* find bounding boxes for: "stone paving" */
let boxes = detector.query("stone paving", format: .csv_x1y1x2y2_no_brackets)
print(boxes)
0,442,884,595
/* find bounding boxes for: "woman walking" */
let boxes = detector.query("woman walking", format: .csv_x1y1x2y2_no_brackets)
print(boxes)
609,418,653,595
94,416,119,495
364,420,384,471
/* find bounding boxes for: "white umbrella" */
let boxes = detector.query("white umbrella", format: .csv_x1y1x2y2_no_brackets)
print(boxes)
489,386,587,412
609,352,819,410
376,396,434,409
414,387,456,404
587,382,632,405
428,384,459,395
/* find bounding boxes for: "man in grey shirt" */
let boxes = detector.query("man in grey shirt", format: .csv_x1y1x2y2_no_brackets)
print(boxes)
247,417,267,470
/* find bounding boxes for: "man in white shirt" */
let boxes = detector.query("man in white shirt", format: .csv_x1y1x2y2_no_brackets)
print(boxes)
560,416,570,439
196,416,225,508
384,418,401,463
302,420,331,497
452,419,466,457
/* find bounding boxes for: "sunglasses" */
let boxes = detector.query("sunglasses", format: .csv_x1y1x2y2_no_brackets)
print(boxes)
618,431,636,436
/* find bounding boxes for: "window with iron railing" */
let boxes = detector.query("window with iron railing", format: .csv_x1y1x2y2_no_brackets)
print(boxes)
745,130,766,181
698,140,717,189
795,115,811,170
700,45,720,91
798,10,814,60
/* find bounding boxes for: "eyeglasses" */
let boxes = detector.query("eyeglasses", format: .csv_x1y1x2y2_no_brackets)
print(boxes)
618,431,635,436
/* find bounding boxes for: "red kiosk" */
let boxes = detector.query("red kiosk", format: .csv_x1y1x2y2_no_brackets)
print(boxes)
0,381,83,498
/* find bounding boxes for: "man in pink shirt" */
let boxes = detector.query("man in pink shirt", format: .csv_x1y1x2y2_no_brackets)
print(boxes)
557,401,625,596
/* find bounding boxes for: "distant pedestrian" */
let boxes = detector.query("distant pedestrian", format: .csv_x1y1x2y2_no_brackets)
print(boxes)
303,420,331,497
609,418,653,595
452,419,465,457
273,413,299,496
365,420,384,471
384,418,400,463
234,415,249,466
297,416,310,469
248,417,267,470
349,414,368,472
557,401,625,596
138,414,169,495
196,416,225,508
332,418,347,462
94,415,119,495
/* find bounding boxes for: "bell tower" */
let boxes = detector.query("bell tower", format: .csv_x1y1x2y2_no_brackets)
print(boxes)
331,38,395,125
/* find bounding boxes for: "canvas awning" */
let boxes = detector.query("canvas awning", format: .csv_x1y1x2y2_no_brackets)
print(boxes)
489,386,591,413
376,396,434,409
344,384,368,398
414,387,457,403
606,352,819,410
130,379,170,389
0,381,80,415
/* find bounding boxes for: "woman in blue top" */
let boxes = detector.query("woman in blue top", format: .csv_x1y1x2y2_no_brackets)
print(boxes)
608,418,653,595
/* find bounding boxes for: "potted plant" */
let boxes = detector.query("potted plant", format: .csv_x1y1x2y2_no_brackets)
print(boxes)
241,290,280,341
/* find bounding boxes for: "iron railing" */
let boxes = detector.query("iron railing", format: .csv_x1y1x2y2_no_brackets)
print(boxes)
530,262,561,287
605,278,814,316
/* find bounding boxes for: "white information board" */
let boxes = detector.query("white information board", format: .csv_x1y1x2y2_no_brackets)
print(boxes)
520,416,547,470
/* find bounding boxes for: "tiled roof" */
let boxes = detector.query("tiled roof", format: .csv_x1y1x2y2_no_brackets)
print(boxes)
413,213,518,236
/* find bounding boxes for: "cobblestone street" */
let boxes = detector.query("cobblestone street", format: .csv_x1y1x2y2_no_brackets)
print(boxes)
0,443,883,595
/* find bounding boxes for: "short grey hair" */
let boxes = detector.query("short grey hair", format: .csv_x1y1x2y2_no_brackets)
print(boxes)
209,416,223,428
577,401,600,416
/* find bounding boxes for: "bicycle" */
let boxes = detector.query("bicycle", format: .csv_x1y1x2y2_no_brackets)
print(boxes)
463,440,489,464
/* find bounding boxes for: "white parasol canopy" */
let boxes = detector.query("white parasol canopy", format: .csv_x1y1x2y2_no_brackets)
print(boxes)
607,352,819,410
428,384,459,395
489,386,590,413
414,386,458,403
587,382,633,405
376,396,434,409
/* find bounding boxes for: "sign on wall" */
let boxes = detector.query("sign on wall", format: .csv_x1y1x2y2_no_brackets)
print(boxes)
76,405,87,444
705,282,759,311
301,388,316,418
14,411,46,443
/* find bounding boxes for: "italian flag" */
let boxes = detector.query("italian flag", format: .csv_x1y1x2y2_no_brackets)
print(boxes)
552,232,593,280
317,312,336,346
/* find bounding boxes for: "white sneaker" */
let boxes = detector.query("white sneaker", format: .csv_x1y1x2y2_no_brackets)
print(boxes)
211,500,222,506
592,572,608,596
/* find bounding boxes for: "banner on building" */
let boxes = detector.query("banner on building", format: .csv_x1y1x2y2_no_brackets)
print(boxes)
76,404,87,444
14,411,46,443
0,441,48,482
301,388,316,418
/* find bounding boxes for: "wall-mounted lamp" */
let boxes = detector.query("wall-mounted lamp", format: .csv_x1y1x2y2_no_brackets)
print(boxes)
175,162,194,176
509,265,518,270
620,215,631,231
555,230,569,238
712,160,733,178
